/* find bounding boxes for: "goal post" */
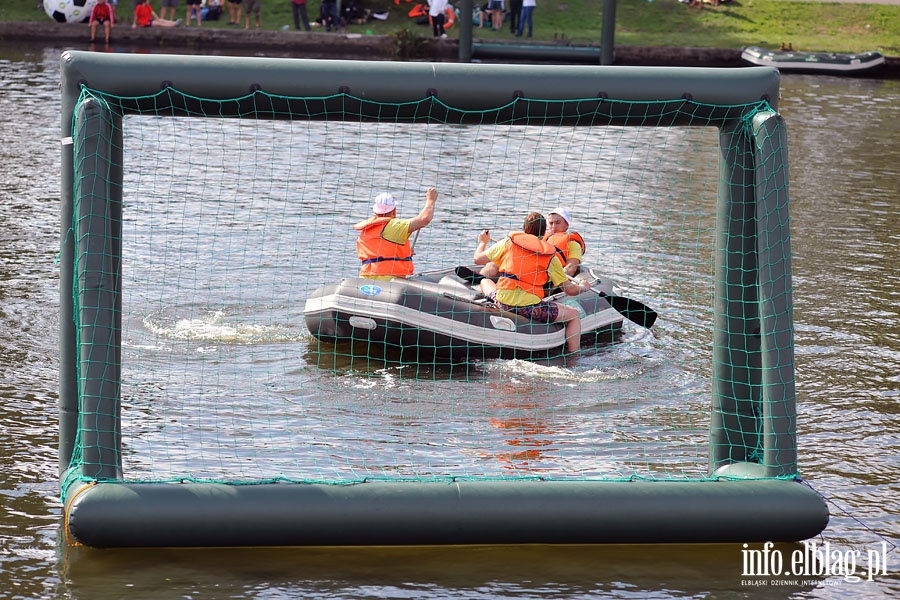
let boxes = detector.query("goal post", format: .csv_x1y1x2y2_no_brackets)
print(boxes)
58,51,826,548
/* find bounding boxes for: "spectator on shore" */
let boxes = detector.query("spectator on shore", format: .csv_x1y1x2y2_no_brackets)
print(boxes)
507,0,521,34
89,0,114,44
133,0,180,27
477,3,488,28
185,0,202,25
516,0,534,38
244,0,261,28
320,0,339,31
487,0,503,30
160,0,178,20
290,0,311,30
203,0,224,20
429,0,448,38
227,0,242,25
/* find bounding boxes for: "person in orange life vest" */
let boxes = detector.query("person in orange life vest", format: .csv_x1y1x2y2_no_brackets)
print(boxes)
543,206,585,277
355,187,438,280
90,0,115,43
473,212,592,354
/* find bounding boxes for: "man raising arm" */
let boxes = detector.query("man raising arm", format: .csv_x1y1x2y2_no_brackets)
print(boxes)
354,187,438,280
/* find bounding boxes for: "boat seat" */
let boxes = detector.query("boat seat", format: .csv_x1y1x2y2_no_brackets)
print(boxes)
437,276,482,301
438,276,472,291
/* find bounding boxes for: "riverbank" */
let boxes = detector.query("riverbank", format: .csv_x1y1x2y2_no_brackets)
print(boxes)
1,20,898,77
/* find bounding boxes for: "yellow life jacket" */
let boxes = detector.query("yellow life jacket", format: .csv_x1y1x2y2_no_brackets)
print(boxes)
496,232,557,300
354,216,413,278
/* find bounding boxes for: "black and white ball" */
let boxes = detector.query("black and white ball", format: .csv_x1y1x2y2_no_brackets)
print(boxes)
44,0,99,24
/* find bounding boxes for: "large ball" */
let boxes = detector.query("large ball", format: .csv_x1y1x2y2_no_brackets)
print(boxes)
43,0,99,24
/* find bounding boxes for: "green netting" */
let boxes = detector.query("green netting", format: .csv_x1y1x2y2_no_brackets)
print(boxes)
62,84,796,500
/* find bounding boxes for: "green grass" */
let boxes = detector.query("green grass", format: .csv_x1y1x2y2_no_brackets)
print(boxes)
5,0,899,54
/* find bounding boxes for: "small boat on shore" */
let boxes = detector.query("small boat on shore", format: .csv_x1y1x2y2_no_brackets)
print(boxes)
740,46,885,74
303,266,655,363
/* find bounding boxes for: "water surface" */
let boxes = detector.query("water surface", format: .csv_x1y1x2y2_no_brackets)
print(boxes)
1,43,897,599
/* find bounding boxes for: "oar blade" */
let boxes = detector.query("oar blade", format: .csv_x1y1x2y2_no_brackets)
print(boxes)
566,272,658,329
606,294,658,329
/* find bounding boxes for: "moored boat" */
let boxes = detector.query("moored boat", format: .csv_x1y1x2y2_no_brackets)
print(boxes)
740,46,885,74
303,266,645,363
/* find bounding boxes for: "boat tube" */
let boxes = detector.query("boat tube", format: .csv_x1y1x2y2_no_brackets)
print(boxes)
303,266,626,362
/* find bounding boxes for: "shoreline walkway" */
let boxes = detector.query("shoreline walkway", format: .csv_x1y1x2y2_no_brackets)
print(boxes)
0,20,896,79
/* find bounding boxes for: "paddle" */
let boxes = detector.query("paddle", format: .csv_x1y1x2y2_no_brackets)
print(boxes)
564,274,658,329
454,266,658,329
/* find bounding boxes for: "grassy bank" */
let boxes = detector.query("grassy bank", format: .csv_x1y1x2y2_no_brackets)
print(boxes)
3,0,899,54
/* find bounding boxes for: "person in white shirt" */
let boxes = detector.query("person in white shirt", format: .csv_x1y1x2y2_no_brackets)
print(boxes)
428,0,449,38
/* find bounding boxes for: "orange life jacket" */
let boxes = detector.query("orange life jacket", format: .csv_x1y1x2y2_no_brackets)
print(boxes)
354,216,414,278
496,232,557,300
407,3,427,17
543,231,586,261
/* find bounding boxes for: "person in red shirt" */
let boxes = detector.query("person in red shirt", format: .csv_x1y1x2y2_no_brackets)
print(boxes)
89,0,115,44
132,0,181,28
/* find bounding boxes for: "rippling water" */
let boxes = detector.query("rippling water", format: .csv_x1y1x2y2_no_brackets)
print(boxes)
1,43,898,598
110,108,716,485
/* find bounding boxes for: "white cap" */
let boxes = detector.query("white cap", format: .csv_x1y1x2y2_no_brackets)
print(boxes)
549,207,572,226
372,192,397,215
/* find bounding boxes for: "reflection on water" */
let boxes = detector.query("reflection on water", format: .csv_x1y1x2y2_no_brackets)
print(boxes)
1,43,899,598
60,543,827,599
780,77,900,527
303,338,487,377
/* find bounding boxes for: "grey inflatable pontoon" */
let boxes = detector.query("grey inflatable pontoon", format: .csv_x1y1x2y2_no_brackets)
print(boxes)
304,266,625,362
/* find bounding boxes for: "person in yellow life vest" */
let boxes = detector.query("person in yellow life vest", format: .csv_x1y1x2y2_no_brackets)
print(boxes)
354,187,438,280
473,212,592,355
543,207,585,277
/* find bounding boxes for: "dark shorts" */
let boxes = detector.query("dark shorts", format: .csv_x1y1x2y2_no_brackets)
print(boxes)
487,290,559,323
187,0,201,5
95,17,109,23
